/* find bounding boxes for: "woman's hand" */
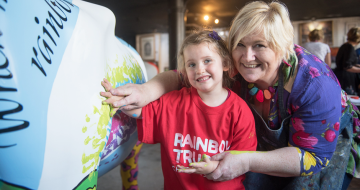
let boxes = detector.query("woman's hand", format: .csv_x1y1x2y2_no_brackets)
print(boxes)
178,154,219,175
106,83,149,110
205,151,251,181
107,70,180,110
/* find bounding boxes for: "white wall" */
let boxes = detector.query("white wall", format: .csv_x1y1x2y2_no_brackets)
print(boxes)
292,17,360,47
136,33,169,73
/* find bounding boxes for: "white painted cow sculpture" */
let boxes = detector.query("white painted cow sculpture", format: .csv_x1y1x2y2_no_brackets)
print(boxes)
0,0,147,189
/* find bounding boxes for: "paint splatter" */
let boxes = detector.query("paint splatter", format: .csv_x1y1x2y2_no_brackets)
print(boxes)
81,53,146,176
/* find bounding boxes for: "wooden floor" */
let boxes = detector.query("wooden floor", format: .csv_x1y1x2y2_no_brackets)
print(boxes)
348,177,360,190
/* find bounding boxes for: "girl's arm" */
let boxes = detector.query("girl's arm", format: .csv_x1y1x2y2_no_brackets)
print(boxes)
109,70,180,110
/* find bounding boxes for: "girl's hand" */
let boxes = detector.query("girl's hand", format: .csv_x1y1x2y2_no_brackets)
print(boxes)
205,151,251,181
100,78,124,115
177,154,219,175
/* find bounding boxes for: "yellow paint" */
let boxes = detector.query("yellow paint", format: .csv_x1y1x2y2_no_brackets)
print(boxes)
204,164,208,167
228,151,257,155
301,171,313,176
82,126,87,133
86,114,90,122
84,136,92,145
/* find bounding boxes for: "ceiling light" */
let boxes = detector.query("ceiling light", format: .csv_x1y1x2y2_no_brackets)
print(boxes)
215,19,219,24
204,15,209,21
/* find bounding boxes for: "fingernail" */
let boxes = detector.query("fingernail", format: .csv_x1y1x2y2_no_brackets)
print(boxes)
189,163,193,166
113,103,118,107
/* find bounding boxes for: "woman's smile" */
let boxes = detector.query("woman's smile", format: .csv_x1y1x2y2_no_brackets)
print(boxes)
242,63,261,68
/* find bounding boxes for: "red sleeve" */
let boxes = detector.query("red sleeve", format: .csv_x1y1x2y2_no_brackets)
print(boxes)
137,99,163,144
229,98,257,151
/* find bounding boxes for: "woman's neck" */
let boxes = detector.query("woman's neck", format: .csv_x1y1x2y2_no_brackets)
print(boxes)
197,87,228,107
254,75,279,90
348,41,358,47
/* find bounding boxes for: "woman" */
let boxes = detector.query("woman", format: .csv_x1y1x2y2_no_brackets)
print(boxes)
335,27,360,95
303,29,332,67
107,1,360,189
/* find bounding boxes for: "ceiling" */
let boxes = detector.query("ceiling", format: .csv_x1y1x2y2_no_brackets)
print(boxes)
83,0,360,46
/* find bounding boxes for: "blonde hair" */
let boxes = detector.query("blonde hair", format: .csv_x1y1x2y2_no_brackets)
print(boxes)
228,1,294,61
177,30,233,88
347,27,360,43
308,29,324,42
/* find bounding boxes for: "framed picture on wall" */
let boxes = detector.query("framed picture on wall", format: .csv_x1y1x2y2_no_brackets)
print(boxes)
140,35,155,61
299,21,333,47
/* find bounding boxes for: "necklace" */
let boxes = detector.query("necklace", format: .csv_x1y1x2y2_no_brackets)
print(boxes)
248,83,276,102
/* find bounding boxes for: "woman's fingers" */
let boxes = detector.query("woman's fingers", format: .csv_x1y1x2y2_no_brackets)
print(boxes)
102,96,124,107
209,151,226,161
110,83,147,109
100,91,113,98
109,83,135,96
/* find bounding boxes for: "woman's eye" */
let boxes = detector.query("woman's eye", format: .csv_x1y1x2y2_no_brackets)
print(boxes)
237,43,244,47
255,44,265,48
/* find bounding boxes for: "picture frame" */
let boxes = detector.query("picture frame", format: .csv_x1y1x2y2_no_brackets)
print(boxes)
139,34,155,61
299,20,333,47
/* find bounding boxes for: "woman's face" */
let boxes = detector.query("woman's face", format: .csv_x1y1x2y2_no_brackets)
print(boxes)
232,32,281,88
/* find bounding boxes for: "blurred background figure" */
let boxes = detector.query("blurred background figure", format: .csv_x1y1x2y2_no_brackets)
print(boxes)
303,29,332,67
334,27,360,95
356,47,360,64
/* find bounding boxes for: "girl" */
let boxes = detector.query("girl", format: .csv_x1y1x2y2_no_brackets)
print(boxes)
101,30,257,190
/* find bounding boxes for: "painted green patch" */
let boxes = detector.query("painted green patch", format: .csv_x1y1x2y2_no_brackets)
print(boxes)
0,180,27,190
82,126,87,133
73,170,98,190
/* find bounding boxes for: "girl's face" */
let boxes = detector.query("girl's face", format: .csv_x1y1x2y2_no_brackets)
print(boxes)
183,42,228,94
231,32,280,89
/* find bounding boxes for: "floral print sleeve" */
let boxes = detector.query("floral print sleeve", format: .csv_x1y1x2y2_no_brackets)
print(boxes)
283,45,342,176
288,73,341,176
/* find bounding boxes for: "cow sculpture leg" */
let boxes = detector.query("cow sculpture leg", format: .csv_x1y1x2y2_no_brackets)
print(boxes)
120,141,143,190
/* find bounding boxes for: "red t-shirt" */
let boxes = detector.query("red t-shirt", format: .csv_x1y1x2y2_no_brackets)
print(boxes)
137,87,257,190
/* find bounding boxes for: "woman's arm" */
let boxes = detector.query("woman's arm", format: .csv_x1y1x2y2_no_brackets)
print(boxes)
345,65,360,73
324,52,332,68
110,70,180,110
206,148,300,181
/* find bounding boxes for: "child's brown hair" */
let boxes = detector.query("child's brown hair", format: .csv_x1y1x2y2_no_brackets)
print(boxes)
177,29,234,88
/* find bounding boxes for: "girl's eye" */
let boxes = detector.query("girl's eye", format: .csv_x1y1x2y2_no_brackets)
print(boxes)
189,63,195,67
204,59,211,63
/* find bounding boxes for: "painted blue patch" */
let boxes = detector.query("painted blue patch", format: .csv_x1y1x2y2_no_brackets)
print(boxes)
0,0,79,189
